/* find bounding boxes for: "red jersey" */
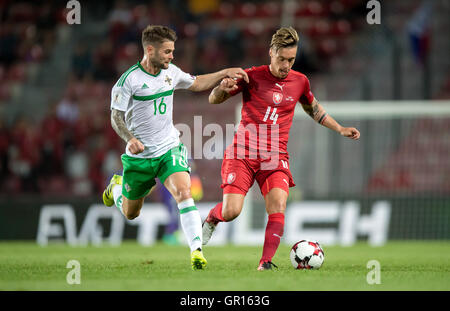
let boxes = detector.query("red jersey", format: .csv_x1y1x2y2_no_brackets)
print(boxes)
225,65,314,159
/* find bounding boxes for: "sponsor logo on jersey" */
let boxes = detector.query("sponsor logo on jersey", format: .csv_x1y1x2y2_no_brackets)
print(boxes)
227,172,236,184
275,83,284,91
142,83,149,89
286,96,295,102
273,92,283,105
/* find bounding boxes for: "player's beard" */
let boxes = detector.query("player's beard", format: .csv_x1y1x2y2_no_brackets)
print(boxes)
151,57,169,70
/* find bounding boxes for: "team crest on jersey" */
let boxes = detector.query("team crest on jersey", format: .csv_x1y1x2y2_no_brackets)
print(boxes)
125,183,131,192
227,172,236,184
165,75,172,86
273,92,283,105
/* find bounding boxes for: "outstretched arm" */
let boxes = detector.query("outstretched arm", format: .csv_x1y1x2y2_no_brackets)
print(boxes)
301,98,360,140
111,108,145,154
209,78,238,105
189,68,248,92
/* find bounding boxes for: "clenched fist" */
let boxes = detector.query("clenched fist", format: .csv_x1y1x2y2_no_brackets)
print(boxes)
219,78,239,93
127,137,145,154
340,127,360,140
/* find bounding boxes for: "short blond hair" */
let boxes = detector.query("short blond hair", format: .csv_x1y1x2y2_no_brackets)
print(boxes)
270,27,299,51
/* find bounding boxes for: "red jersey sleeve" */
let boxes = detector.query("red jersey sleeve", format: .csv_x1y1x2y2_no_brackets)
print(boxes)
299,76,315,105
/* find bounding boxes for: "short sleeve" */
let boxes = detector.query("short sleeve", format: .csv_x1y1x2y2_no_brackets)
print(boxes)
111,77,132,111
299,76,314,105
172,64,196,90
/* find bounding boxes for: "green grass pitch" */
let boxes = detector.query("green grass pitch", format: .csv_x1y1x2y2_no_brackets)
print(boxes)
0,241,449,291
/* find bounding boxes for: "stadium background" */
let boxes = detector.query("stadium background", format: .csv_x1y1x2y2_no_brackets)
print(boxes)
0,0,449,246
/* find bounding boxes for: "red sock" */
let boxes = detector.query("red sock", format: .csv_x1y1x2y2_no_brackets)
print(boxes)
260,213,285,264
206,202,226,224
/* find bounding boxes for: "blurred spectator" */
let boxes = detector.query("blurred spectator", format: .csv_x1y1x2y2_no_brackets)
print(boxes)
56,94,80,125
72,46,92,80
65,143,91,196
0,119,10,180
220,22,244,65
109,0,134,44
8,116,41,193
0,23,20,66
40,104,65,176
92,39,117,81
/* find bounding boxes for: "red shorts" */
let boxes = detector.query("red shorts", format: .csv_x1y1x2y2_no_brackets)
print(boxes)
220,154,295,197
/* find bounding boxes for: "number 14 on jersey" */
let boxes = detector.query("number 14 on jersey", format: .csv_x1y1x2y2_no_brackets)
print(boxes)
263,106,279,124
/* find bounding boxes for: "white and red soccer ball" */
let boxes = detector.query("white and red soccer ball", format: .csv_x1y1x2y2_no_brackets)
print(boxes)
290,240,325,270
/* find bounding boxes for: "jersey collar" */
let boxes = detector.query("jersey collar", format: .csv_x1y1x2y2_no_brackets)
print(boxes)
137,61,162,77
266,65,290,81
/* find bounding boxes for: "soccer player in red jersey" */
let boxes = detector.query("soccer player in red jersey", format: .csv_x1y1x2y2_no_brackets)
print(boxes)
202,27,360,270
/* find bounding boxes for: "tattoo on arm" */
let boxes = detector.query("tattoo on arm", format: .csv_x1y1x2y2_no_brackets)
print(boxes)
111,109,134,142
302,99,328,125
318,113,328,124
312,102,319,116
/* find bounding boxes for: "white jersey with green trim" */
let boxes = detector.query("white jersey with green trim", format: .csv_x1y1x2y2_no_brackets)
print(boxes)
111,61,195,158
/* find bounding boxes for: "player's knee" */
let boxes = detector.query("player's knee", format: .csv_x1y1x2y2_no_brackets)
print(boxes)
125,209,140,220
222,204,241,221
267,199,286,214
122,200,142,220
175,187,192,203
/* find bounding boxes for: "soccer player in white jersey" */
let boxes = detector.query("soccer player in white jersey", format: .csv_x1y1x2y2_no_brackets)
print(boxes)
102,25,249,270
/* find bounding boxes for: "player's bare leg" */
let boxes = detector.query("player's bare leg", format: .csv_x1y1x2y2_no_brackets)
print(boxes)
258,187,288,271
222,193,246,221
202,193,245,245
164,171,207,270
103,174,154,219
163,171,192,203
121,196,145,220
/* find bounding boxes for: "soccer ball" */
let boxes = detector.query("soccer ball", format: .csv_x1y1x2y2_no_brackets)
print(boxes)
290,240,325,269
